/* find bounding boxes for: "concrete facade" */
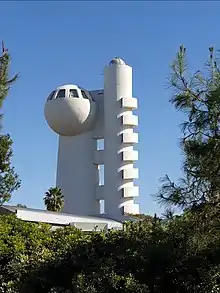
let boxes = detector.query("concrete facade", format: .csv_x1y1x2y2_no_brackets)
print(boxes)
44,57,139,217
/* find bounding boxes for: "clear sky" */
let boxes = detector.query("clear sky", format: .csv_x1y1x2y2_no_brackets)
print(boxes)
0,1,219,216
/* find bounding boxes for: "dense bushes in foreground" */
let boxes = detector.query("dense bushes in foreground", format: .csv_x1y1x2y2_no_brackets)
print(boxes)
0,204,219,293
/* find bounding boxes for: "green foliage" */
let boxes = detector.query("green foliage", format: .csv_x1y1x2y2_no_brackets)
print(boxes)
17,204,220,293
0,44,21,204
44,187,64,212
125,213,155,221
0,214,52,292
16,204,27,208
157,45,220,209
0,204,218,292
0,42,18,124
0,134,21,204
0,214,83,292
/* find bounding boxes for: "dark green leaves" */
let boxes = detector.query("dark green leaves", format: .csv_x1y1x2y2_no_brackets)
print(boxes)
157,45,220,209
0,43,21,204
44,187,64,212
0,46,18,127
0,134,20,204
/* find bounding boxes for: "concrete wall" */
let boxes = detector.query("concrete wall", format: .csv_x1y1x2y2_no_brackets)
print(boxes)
104,61,139,217
56,90,104,216
49,60,139,218
57,132,99,215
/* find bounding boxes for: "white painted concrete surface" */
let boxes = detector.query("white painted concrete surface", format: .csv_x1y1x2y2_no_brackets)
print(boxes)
44,58,139,218
56,133,100,215
104,58,139,217
45,85,97,136
0,205,123,231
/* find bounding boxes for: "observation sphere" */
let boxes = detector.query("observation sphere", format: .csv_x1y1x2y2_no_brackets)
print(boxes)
109,57,125,66
44,84,97,136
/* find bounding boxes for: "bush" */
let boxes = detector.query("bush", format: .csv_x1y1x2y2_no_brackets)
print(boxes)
13,203,220,292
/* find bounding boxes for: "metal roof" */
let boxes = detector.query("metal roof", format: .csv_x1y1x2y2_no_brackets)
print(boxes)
0,205,123,231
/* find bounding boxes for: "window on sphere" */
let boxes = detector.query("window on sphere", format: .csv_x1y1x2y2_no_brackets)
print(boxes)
69,89,79,98
81,90,89,99
56,89,66,99
47,90,56,101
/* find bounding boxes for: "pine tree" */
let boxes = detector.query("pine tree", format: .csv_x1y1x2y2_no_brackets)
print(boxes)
0,41,18,122
157,45,220,209
0,41,21,204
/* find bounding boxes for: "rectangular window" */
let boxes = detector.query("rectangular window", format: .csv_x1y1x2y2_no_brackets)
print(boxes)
56,89,66,99
96,138,104,151
47,90,56,101
69,89,79,98
100,199,105,214
81,90,89,99
98,164,104,186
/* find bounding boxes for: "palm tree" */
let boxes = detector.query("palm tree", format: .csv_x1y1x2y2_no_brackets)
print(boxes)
16,204,27,208
43,187,64,212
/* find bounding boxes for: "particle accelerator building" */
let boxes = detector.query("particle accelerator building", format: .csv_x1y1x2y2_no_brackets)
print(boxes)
0,57,140,231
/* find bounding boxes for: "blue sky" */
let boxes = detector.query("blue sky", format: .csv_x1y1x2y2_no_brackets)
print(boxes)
0,1,219,216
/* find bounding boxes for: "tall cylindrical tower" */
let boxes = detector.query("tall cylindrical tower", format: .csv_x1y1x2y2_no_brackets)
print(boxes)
44,84,100,216
104,58,139,217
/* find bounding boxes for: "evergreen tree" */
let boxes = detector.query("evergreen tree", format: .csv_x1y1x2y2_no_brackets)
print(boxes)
0,42,20,204
44,187,64,212
0,41,18,122
0,134,21,204
157,45,220,209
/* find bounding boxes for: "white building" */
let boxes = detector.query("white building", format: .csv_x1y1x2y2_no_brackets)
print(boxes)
0,205,124,232
44,57,139,219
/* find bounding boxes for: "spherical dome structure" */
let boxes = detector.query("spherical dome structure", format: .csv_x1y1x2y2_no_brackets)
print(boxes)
109,57,125,66
44,84,97,136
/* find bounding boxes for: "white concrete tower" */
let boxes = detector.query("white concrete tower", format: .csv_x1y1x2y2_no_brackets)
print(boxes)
44,85,100,215
104,58,139,217
44,58,140,218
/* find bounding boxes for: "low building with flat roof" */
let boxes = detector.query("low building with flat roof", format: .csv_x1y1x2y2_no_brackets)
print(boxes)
0,205,135,232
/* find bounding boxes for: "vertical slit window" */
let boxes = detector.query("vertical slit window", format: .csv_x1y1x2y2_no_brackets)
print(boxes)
100,199,105,214
98,165,104,186
96,138,104,151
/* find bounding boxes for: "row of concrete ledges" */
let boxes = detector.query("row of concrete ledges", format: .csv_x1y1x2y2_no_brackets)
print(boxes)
117,96,139,215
